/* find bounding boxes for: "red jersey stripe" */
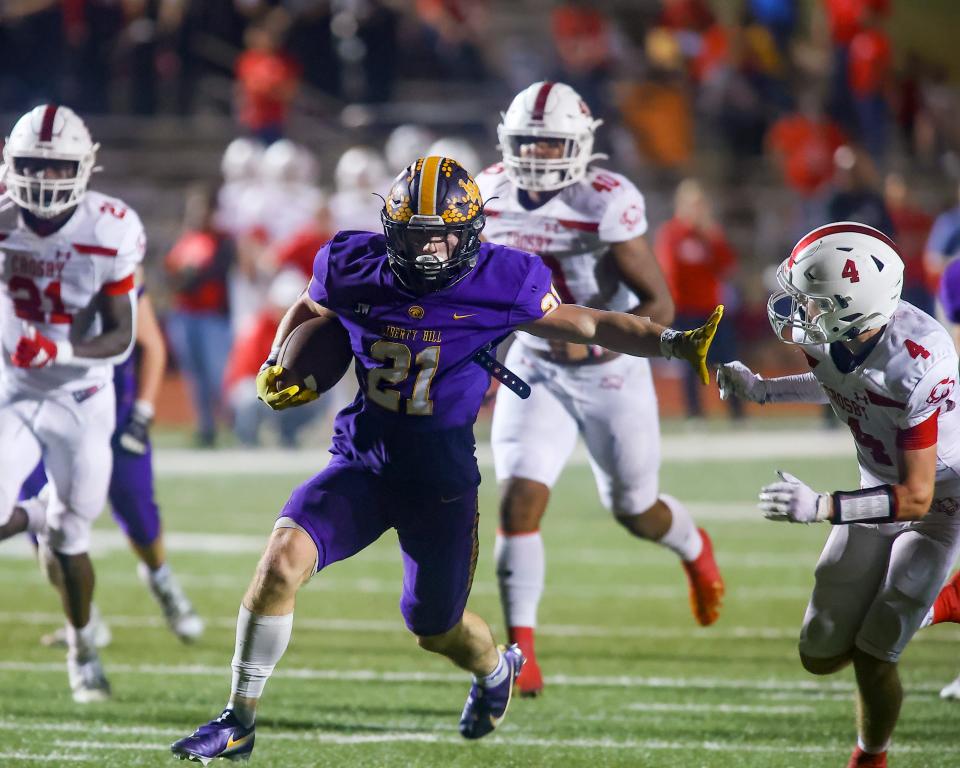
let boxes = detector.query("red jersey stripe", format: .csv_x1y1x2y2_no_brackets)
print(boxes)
866,389,907,409
103,273,135,296
896,408,939,449
557,218,599,232
73,243,118,256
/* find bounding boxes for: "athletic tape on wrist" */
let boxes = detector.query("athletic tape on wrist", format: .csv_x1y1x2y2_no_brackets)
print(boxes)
659,329,680,359
831,485,898,524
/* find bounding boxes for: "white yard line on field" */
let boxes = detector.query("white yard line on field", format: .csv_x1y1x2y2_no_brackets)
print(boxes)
0,553,820,598
0,609,802,640
152,429,855,477
0,751,91,763
4,610,959,644
0,660,952,695
3,730,954,757
625,702,813,715
0,516,819,564
0,718,954,756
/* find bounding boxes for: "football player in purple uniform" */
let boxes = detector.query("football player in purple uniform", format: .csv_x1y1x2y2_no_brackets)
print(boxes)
18,282,204,647
171,156,722,764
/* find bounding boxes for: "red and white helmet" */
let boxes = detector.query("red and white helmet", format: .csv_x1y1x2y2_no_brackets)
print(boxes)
335,146,388,194
768,222,904,345
2,104,99,218
261,139,318,185
384,124,434,172
221,137,265,182
497,81,606,192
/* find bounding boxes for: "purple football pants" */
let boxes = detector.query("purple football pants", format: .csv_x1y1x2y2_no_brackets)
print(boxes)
20,440,161,548
279,458,480,637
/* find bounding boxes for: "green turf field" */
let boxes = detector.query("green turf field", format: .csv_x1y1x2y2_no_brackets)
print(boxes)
1,444,958,767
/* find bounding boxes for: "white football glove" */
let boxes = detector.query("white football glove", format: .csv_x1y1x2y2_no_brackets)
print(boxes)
758,471,831,524
717,361,768,403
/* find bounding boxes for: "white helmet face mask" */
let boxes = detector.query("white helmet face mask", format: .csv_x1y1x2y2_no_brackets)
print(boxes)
497,81,606,192
2,104,99,219
767,222,905,345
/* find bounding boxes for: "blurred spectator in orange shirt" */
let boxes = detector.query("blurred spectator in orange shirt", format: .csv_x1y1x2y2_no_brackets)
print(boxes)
766,90,847,239
767,94,847,199
234,17,300,144
224,269,324,447
695,16,787,167
656,179,741,418
551,3,612,119
820,0,890,137
617,28,692,175
884,172,934,314
848,17,892,163
164,185,235,447
822,0,889,46
659,0,714,33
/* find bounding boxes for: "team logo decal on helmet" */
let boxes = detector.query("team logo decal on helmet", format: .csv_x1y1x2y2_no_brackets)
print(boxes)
1,104,99,218
767,222,905,345
381,156,485,294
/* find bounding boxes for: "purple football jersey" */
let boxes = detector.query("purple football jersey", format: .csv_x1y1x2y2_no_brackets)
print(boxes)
940,257,960,323
309,231,556,494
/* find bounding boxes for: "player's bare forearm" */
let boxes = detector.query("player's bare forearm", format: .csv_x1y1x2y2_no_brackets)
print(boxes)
134,294,167,406
629,296,674,326
70,291,136,361
891,445,937,520
612,237,675,325
270,293,337,355
522,305,665,358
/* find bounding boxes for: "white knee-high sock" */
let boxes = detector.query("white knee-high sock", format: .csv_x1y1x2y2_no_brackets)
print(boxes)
494,531,545,628
656,495,703,562
227,605,293,725
66,619,99,660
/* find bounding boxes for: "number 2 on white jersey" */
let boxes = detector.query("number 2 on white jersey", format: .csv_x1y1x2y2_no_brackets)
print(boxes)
8,277,71,324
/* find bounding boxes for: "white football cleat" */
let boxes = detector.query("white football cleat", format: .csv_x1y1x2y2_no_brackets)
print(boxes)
68,651,111,703
139,563,205,643
940,674,960,700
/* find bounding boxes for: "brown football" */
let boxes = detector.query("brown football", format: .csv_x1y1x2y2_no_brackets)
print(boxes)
275,315,354,394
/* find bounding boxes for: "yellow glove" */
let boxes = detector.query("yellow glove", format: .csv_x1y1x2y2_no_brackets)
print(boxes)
663,305,724,386
256,364,319,411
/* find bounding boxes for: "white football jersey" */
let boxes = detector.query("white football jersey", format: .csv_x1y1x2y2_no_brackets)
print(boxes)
0,190,145,394
804,302,960,497
476,164,648,351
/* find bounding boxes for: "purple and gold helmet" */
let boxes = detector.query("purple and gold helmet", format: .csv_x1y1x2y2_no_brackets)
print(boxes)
381,155,485,294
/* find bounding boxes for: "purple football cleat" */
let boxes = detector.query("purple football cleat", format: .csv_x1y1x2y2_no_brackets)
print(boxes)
171,710,255,765
459,644,525,740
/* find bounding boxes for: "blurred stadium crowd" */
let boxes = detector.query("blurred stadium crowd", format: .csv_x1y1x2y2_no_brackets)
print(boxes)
2,0,960,443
